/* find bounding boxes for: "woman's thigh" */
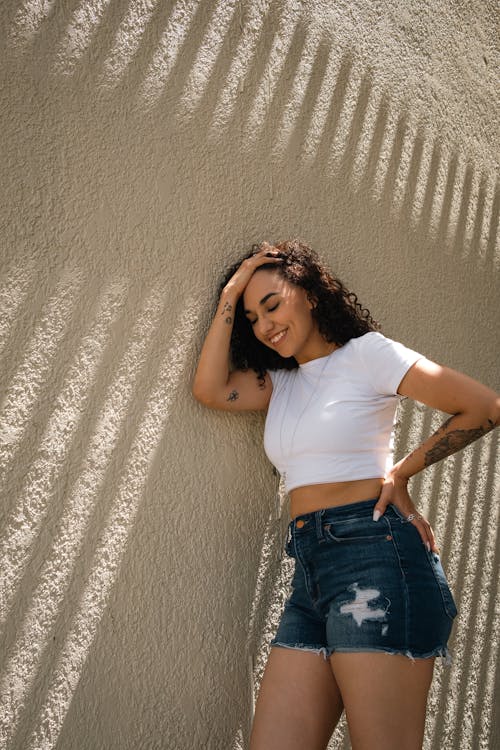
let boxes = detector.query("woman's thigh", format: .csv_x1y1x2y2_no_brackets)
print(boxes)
329,652,435,750
250,645,344,750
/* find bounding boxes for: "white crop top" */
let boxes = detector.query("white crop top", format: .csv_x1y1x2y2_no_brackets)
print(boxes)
264,332,424,493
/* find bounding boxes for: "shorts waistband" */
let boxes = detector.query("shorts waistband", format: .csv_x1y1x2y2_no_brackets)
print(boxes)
289,497,380,535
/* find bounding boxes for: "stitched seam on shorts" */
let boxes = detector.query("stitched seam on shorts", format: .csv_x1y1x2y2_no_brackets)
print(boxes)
293,537,326,616
422,549,457,620
293,537,315,608
385,516,410,650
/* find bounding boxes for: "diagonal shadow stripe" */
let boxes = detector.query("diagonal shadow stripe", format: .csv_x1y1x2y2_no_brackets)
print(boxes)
20,299,198,750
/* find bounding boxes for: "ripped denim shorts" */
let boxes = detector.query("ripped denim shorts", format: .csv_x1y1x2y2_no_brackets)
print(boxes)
270,498,457,663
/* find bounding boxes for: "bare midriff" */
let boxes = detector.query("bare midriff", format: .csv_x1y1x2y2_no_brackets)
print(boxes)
289,477,385,520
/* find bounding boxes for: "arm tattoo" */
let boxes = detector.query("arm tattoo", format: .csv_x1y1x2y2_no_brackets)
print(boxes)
227,390,239,402
225,316,233,324
221,302,232,315
424,416,495,467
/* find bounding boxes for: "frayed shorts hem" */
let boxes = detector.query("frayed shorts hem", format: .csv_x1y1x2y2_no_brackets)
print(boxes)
271,641,333,660
271,642,453,665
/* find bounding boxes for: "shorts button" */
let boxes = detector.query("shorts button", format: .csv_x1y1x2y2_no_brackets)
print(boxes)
296,519,305,528
386,534,392,541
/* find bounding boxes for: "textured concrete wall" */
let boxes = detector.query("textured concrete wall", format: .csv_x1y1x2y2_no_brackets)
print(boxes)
0,1,498,748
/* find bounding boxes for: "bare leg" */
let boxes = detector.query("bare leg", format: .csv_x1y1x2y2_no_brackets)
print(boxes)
329,652,435,750
250,646,344,750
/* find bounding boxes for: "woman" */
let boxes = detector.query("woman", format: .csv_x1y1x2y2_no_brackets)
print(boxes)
192,239,499,750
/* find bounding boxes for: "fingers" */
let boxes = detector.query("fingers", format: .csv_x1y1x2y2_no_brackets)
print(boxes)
373,495,439,554
253,253,283,266
249,245,283,265
225,246,283,296
403,510,435,552
401,512,438,554
372,500,388,522
252,241,275,255
236,246,284,281
412,514,438,553
372,485,392,521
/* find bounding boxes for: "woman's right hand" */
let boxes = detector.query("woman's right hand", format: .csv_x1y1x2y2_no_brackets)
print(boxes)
223,243,284,297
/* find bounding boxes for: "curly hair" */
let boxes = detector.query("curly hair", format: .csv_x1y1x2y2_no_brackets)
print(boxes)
219,239,380,380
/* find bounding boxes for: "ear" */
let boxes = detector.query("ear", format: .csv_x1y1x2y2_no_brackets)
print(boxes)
306,293,318,310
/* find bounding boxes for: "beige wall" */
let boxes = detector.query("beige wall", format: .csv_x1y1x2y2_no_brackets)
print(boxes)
0,1,498,748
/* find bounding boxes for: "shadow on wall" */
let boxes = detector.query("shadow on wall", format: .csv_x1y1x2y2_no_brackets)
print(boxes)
392,399,499,750
0,1,499,749
4,0,499,272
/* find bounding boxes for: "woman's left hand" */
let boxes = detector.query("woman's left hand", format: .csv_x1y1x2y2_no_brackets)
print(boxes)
372,472,438,553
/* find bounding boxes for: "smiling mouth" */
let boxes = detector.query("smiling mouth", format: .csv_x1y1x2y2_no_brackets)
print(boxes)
269,328,287,345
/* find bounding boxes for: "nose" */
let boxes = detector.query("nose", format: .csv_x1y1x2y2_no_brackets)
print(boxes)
257,315,274,337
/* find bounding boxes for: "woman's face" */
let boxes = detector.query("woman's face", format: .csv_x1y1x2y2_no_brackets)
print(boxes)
242,268,323,363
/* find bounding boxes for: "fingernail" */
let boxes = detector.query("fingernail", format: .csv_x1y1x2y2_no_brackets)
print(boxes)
426,542,431,551
373,510,381,522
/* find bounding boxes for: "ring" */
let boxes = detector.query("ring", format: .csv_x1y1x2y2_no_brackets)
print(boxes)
406,513,416,522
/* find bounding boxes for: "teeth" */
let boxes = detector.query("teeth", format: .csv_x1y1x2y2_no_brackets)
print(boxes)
270,329,287,344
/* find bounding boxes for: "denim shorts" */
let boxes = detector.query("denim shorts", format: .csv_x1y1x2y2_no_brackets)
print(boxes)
270,498,457,662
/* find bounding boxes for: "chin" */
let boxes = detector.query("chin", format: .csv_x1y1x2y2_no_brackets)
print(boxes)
278,348,295,360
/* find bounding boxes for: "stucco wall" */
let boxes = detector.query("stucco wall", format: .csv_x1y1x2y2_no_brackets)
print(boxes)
0,1,498,748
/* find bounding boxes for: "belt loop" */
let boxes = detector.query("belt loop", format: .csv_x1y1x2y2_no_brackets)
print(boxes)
315,509,325,540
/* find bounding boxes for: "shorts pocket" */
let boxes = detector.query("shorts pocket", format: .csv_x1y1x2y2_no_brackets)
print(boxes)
426,550,458,620
389,504,413,523
323,515,391,544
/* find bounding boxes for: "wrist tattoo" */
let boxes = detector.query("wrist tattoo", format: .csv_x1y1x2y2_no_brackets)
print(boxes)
227,390,239,402
225,316,233,324
221,302,233,315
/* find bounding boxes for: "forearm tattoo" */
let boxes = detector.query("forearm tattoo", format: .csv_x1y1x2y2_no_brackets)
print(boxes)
221,302,233,325
424,416,496,467
227,390,239,402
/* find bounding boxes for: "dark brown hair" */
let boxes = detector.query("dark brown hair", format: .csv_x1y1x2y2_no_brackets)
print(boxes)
219,239,380,380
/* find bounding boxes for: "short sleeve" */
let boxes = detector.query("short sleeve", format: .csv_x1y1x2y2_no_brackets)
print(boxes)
267,369,277,386
357,332,424,395
266,367,293,392
267,368,283,388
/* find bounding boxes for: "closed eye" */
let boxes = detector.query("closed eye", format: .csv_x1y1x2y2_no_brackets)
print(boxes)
247,302,280,326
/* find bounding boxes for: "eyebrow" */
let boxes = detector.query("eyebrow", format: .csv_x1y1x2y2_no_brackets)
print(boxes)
244,292,279,315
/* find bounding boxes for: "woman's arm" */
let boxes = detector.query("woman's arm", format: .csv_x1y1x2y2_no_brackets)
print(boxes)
395,359,499,475
373,358,500,551
192,246,283,411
